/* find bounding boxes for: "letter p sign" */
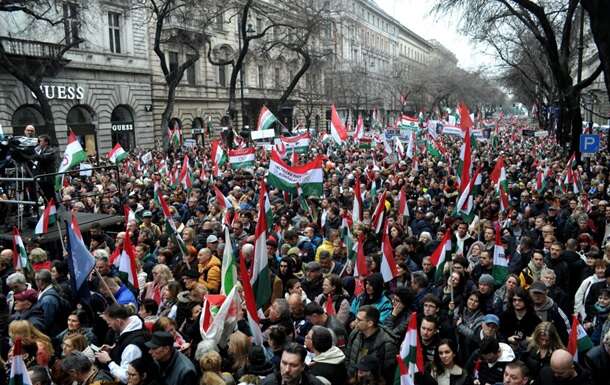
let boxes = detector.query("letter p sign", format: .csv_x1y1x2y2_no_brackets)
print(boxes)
579,134,600,154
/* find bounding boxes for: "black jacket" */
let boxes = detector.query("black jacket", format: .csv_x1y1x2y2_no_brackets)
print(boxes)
261,371,325,385
538,362,591,385
584,345,610,385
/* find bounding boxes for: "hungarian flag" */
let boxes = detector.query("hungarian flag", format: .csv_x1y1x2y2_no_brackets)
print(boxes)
563,154,581,193
240,253,264,346
211,140,228,168
213,186,233,210
268,149,323,197
352,171,363,222
256,105,278,131
491,222,509,285
168,120,182,147
406,131,416,159
199,288,240,346
458,102,473,130
536,166,551,193
397,115,419,131
456,166,481,217
220,226,237,295
228,147,256,169
34,199,57,235
110,225,139,290
358,137,372,149
371,191,387,234
251,180,272,309
354,114,364,141
8,338,33,385
106,143,128,164
490,157,509,212
431,230,452,282
394,312,424,385
262,184,274,229
55,131,87,190
123,204,136,224
394,136,405,159
330,105,348,145
279,132,311,154
567,314,593,362
12,227,29,271
178,154,192,189
398,187,409,225
380,221,398,282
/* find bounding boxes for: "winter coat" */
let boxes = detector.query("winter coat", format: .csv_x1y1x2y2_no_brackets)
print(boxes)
383,309,411,339
538,361,592,385
533,297,571,343
466,342,515,385
36,286,63,336
315,292,351,326
198,255,222,294
350,293,393,323
574,274,604,319
261,371,325,385
584,345,610,385
158,349,198,385
345,326,398,379
308,346,347,385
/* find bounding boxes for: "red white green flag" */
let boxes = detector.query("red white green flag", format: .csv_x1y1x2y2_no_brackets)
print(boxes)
106,143,128,164
394,312,424,385
256,105,279,131
12,227,29,271
567,314,593,362
492,222,509,285
9,338,33,385
431,229,452,282
228,147,256,169
330,105,348,145
178,154,192,189
34,198,57,235
251,180,272,309
380,220,398,282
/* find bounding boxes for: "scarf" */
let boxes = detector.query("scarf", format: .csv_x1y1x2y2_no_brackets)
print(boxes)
527,259,544,281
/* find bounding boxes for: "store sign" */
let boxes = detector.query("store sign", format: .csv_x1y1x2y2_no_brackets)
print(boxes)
111,123,134,132
32,84,85,100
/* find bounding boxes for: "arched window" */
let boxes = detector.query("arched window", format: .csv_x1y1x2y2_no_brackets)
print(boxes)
11,105,54,142
67,105,97,155
111,105,135,151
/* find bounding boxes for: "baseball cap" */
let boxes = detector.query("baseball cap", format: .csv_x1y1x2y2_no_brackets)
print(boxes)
482,314,500,326
144,331,174,349
206,234,218,243
142,210,153,218
14,289,38,303
529,281,547,294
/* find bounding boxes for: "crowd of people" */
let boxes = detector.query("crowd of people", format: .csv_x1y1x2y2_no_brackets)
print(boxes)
0,117,609,385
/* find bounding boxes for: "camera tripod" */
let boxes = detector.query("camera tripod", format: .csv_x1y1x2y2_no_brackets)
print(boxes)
0,158,46,231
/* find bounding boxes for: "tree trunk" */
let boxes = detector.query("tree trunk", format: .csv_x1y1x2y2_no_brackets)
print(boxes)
36,90,56,143
278,49,311,108
582,0,610,101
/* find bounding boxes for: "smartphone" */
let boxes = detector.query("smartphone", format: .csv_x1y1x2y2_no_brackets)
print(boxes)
90,344,102,352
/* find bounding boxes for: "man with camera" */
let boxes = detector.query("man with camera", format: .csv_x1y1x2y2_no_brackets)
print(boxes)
33,134,58,202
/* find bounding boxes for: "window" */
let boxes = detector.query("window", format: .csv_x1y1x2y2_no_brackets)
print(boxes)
186,55,196,85
108,12,121,53
274,67,280,88
63,2,80,47
169,51,179,74
219,65,226,87
256,18,263,35
257,65,264,88
216,11,224,29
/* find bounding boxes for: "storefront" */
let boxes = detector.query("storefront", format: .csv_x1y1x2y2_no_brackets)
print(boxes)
67,105,97,156
111,105,135,151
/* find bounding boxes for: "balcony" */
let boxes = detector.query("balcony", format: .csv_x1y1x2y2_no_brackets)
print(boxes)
0,36,66,59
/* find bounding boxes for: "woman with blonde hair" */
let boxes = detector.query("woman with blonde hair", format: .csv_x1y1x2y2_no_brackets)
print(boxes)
9,320,54,368
199,351,235,385
29,247,51,272
521,321,565,378
227,331,251,374
143,264,173,304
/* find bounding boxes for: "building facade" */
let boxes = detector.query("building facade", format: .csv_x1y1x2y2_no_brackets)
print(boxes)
0,1,154,154
148,1,323,140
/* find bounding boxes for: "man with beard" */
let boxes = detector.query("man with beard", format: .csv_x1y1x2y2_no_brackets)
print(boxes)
262,343,324,385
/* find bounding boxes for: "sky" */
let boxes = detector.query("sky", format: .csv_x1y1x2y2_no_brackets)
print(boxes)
375,0,495,71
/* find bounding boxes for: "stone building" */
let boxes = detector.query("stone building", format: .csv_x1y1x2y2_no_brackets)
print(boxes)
0,1,154,154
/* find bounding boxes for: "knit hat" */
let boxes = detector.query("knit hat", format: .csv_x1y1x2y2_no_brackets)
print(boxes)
478,274,495,287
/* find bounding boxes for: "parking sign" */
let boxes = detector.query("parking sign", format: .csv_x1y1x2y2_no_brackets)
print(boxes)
579,134,600,153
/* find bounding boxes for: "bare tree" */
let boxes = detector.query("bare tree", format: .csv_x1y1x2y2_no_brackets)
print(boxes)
581,0,610,101
433,0,603,155
0,1,84,142
145,0,223,147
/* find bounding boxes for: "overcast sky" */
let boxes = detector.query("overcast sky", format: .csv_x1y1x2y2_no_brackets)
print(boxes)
375,0,495,71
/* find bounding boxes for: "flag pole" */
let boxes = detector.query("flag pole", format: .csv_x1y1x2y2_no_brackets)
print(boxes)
95,268,119,305
56,220,66,255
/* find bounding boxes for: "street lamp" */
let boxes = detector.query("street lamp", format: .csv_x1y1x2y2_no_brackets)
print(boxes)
238,22,255,131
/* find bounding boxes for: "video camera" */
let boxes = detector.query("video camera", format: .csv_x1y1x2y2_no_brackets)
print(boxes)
0,135,38,169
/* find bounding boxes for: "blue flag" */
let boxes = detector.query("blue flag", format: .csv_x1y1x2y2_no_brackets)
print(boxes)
65,216,95,292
